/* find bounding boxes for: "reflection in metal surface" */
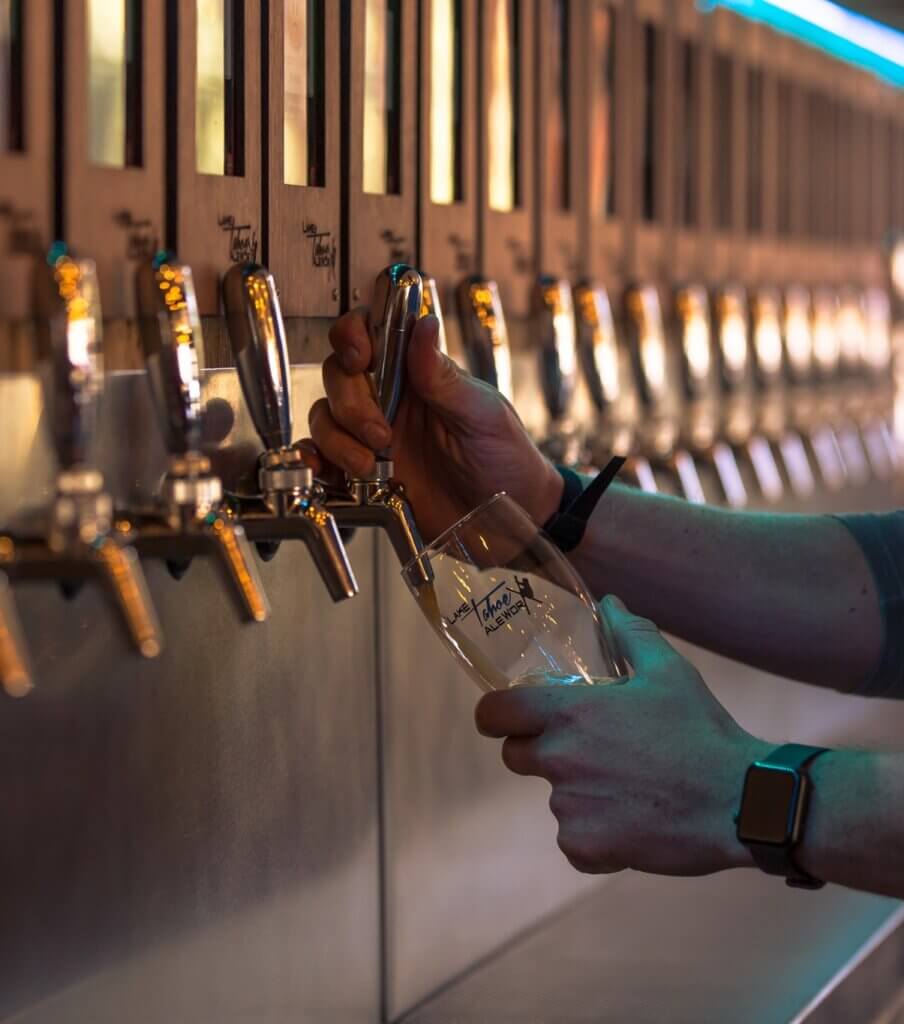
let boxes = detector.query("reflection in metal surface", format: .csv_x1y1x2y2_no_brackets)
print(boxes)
675,285,712,394
133,256,270,623
223,263,358,601
430,0,462,204
626,284,668,403
752,287,784,384
456,276,514,401
0,570,31,697
419,273,449,354
574,281,620,411
531,276,576,422
488,0,517,211
784,286,814,383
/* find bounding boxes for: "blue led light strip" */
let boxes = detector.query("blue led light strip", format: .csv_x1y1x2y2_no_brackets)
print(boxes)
700,0,904,88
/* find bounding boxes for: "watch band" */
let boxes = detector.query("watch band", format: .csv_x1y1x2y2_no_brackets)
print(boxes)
542,457,626,553
745,743,829,890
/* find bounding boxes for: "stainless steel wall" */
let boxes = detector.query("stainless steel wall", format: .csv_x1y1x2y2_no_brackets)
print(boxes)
0,369,382,1024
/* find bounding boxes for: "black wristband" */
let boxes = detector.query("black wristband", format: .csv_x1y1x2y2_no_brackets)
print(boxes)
542,457,625,553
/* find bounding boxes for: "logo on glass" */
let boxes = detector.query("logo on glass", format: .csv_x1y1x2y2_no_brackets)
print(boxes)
446,576,543,636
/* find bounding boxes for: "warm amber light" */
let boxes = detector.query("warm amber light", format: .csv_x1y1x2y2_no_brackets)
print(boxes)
284,0,309,185
488,0,516,212
197,0,226,175
430,0,458,204
363,0,388,193
88,0,126,167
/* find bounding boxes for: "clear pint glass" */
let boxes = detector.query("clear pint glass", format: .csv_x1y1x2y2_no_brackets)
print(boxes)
403,493,626,692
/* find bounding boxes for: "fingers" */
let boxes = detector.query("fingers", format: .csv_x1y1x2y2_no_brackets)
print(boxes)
308,398,376,479
328,308,373,374
321,353,392,448
475,687,563,739
602,595,679,674
500,737,545,778
408,317,506,427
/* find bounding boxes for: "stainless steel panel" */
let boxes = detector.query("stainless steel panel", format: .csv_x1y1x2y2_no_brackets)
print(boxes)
402,869,902,1023
0,368,381,1023
378,538,600,1021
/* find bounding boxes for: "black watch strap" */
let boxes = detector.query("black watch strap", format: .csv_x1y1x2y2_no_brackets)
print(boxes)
542,457,626,553
745,743,829,890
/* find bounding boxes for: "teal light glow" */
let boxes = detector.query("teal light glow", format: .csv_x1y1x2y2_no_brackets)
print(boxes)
699,0,904,88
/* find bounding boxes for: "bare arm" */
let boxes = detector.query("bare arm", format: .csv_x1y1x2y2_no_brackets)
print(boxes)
570,483,883,693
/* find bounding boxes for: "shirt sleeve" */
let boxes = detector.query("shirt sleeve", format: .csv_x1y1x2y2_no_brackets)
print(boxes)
833,511,904,698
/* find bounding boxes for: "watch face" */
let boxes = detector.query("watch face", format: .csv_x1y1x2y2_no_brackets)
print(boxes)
737,765,799,845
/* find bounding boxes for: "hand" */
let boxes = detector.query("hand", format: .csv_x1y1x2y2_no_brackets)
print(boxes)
306,311,563,542
475,596,770,877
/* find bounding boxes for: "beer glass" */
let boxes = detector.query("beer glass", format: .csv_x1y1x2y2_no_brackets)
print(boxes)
404,493,626,692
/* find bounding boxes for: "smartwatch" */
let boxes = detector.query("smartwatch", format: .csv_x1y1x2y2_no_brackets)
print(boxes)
735,743,829,890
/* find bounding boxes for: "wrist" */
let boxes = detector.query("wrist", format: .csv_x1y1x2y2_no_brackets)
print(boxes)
533,459,565,528
721,733,776,870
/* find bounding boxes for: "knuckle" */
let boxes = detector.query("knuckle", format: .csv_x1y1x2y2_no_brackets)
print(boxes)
307,398,329,433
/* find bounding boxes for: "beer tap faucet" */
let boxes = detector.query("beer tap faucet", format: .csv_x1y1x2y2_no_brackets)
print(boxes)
455,276,515,404
673,285,748,508
0,249,163,661
573,281,658,491
623,284,706,503
221,263,358,602
316,264,430,585
531,276,582,465
709,284,783,504
117,255,270,622
0,572,32,698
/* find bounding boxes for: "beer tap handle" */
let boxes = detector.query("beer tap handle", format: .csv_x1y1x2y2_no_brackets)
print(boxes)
33,248,104,471
223,263,293,452
135,255,205,456
368,264,423,439
0,572,33,698
531,276,577,424
455,276,514,403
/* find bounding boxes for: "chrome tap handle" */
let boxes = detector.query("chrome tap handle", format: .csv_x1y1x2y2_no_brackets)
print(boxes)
454,276,514,402
368,264,423,433
32,248,104,471
223,263,293,452
574,281,622,414
419,274,449,354
136,255,205,455
531,276,577,422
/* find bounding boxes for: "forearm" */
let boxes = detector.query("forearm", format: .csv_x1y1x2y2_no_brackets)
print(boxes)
569,484,883,691
797,748,904,899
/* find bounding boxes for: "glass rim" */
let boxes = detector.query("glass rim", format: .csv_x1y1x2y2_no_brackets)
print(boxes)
401,491,527,578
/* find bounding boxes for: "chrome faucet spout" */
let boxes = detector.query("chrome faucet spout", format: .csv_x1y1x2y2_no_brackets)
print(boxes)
326,481,430,584
131,255,272,623
222,262,359,601
233,496,358,602
0,572,32,698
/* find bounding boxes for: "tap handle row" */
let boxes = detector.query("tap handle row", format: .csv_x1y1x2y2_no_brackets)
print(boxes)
32,250,104,471
222,263,293,452
135,256,206,456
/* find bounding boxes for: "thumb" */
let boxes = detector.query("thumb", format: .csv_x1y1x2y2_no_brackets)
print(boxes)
407,316,502,428
602,595,677,674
